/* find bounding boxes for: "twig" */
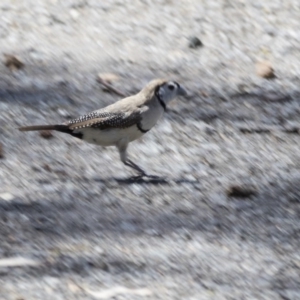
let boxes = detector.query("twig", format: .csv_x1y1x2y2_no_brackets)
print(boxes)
239,126,300,134
97,77,127,97
239,127,272,134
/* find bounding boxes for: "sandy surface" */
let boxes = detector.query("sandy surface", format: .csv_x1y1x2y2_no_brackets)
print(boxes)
1,1,300,299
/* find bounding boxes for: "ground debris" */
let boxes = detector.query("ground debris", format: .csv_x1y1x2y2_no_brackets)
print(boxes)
43,163,52,172
98,73,119,84
40,130,54,139
188,36,203,49
0,257,41,268
226,184,257,198
0,143,4,158
0,192,15,201
238,123,300,134
238,125,273,134
256,60,275,79
4,54,24,71
97,74,126,97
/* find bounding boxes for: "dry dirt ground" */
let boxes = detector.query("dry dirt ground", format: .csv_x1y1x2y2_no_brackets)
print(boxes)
1,1,300,299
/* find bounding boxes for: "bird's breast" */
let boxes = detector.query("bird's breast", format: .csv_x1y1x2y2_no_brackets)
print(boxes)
139,104,164,131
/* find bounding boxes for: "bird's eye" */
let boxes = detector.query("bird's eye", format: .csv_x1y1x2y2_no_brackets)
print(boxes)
168,84,175,91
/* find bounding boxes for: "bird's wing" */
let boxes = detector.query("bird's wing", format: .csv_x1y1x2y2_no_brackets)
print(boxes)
67,110,143,130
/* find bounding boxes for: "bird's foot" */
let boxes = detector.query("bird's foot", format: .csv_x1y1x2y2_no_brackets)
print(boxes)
129,173,165,182
125,160,165,182
129,175,144,181
129,171,148,181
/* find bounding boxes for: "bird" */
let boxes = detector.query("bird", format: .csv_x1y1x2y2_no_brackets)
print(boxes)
19,78,187,177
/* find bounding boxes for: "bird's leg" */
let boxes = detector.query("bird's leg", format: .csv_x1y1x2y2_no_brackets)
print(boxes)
118,142,147,177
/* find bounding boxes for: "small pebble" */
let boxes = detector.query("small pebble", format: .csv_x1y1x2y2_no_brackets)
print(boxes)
70,9,80,20
40,130,54,139
4,54,24,71
188,36,203,49
256,61,275,79
0,257,40,268
43,164,52,172
0,193,15,201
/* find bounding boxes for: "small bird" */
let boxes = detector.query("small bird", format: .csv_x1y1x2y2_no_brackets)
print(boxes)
19,79,187,176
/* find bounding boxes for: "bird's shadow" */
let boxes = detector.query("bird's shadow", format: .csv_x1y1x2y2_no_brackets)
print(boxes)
116,175,169,185
93,175,199,185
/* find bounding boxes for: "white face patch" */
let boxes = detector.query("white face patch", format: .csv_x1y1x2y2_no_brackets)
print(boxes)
157,81,180,106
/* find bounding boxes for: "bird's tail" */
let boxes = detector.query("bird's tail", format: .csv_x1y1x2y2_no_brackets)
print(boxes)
19,124,73,134
19,124,58,131
19,124,83,139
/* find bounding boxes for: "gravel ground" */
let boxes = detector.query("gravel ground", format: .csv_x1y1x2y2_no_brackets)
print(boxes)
1,1,300,299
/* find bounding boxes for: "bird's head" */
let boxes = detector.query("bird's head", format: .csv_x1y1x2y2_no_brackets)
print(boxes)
141,79,187,107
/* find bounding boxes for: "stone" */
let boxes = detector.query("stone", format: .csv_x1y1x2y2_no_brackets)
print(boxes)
40,130,54,139
188,36,203,49
256,61,275,79
4,54,24,71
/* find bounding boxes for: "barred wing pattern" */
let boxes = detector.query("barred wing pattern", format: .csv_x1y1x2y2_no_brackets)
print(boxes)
68,111,142,130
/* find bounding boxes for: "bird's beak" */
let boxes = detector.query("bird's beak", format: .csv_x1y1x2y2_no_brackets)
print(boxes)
178,86,187,97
